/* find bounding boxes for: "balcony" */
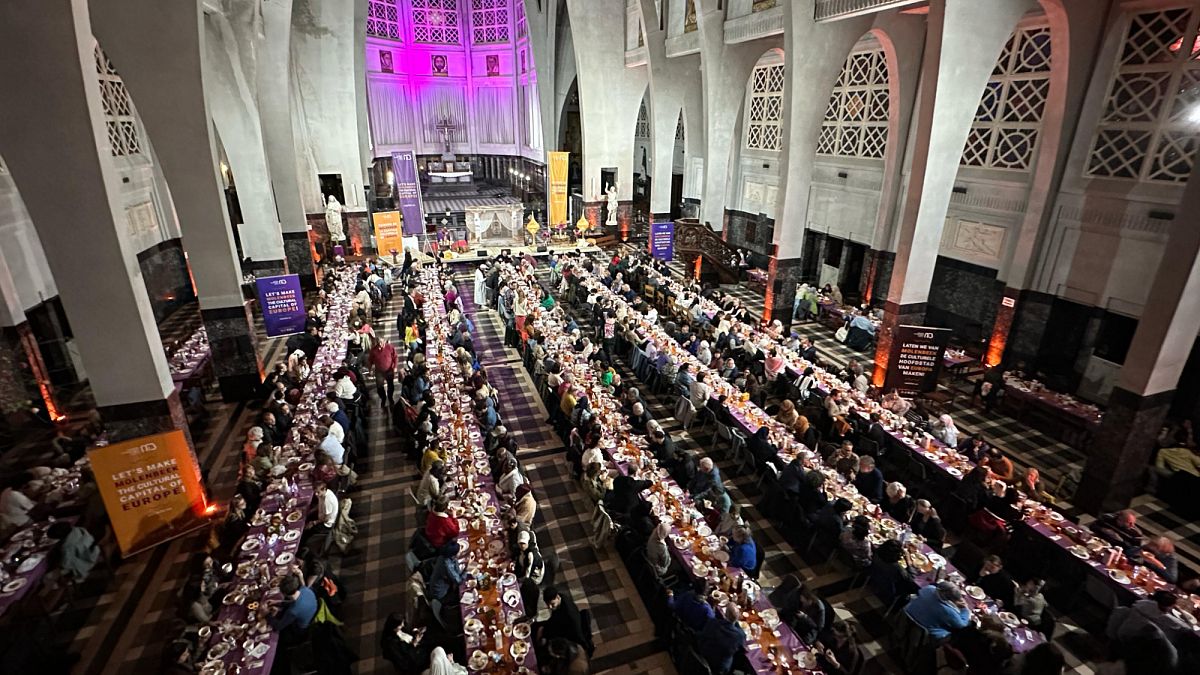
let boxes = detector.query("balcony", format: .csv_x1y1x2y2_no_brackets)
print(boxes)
724,5,784,44
665,30,700,58
814,0,926,22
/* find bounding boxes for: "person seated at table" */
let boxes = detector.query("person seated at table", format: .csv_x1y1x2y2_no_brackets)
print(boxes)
1094,509,1145,554
947,619,1014,675
825,391,854,440
0,476,38,529
605,473,653,520
881,389,912,416
826,439,859,474
425,541,465,604
1151,439,1200,492
864,412,889,452
957,436,990,463
1012,578,1047,628
539,587,588,653
689,457,723,497
698,602,747,675
510,483,538,526
853,455,885,502
778,458,807,496
626,401,651,434
884,482,916,522
796,414,819,449
582,462,609,504
497,456,527,497
726,525,758,571
975,555,1017,609
954,465,993,513
424,496,459,549
381,613,431,674
986,484,1023,524
667,577,715,631
303,481,339,555
868,539,919,608
707,394,738,430
932,413,960,447
1141,536,1179,584
316,424,346,467
46,520,100,585
905,581,972,641
270,572,319,640
911,499,947,551
218,494,251,552
718,357,739,382
815,620,866,675
645,521,675,578
980,447,1014,483
777,400,801,428
745,427,775,466
646,423,676,465
976,365,1006,412
840,516,873,569
795,471,830,517
1110,590,1191,645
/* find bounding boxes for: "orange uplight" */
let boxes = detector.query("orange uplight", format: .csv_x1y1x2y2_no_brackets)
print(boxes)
985,328,1007,367
204,503,219,515
693,255,702,281
19,326,62,422
872,351,888,388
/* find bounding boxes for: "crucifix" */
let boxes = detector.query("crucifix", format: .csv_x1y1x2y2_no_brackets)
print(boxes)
436,117,457,160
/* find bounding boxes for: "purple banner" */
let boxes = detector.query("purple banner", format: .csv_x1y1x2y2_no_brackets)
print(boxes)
255,274,307,337
392,150,425,235
650,221,675,260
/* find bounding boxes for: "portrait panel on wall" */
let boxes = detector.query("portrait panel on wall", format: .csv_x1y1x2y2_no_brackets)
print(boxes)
379,50,394,73
520,50,526,74
486,54,500,77
431,54,448,76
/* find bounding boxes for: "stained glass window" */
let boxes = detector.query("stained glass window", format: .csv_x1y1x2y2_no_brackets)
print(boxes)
818,47,889,159
745,62,786,152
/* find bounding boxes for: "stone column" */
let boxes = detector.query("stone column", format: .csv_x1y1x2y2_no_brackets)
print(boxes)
257,0,317,289
90,0,264,402
0,0,191,445
1075,167,1200,512
637,0,703,219
203,10,285,270
979,0,1110,366
694,0,777,232
764,257,804,327
870,0,1035,385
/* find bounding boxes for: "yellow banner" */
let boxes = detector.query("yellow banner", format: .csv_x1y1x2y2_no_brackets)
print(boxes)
372,210,405,256
88,430,209,556
548,151,569,226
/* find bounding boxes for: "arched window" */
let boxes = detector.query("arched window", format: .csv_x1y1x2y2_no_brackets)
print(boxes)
636,101,651,140
744,57,786,152
367,0,402,40
471,0,510,44
960,24,1051,171
1087,6,1200,182
817,44,889,159
412,0,461,44
94,45,142,157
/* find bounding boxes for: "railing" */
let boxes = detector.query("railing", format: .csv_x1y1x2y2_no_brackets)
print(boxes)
674,218,741,283
814,0,925,22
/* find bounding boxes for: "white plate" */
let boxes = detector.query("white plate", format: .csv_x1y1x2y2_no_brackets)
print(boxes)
1069,545,1089,559
510,640,530,659
713,550,730,562
465,618,484,633
199,662,226,675
927,553,947,568
2,578,27,593
283,529,300,542
469,650,488,670
966,585,986,601
513,623,531,640
298,462,314,471
241,539,262,552
275,552,294,566
1109,570,1131,585
17,554,43,574
696,525,712,537
946,467,962,477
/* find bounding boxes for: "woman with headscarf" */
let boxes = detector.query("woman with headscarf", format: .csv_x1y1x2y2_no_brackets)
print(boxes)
646,522,672,578
497,456,526,497
748,427,776,465
932,413,959,447
764,349,786,387
422,646,467,675
287,349,310,382
696,340,713,368
795,414,818,448
511,483,537,525
776,400,800,428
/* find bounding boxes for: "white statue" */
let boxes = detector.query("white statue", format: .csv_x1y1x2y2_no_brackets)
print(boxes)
325,195,346,243
605,184,619,227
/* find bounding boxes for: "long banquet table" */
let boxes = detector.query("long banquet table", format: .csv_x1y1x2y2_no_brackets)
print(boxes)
633,259,1198,621
503,262,828,673
418,265,537,674
197,265,356,674
575,262,1045,652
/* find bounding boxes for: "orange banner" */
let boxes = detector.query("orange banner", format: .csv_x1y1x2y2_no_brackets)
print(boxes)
372,210,404,257
548,151,569,226
88,430,209,556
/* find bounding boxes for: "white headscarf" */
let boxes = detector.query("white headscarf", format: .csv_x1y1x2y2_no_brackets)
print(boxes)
426,647,462,675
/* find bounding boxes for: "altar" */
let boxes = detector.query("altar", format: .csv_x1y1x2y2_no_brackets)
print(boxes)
467,203,525,248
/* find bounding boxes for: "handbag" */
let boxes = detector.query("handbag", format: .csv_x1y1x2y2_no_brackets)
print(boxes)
835,326,849,343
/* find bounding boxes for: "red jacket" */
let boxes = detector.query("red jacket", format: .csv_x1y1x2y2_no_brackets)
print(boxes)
424,512,460,549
